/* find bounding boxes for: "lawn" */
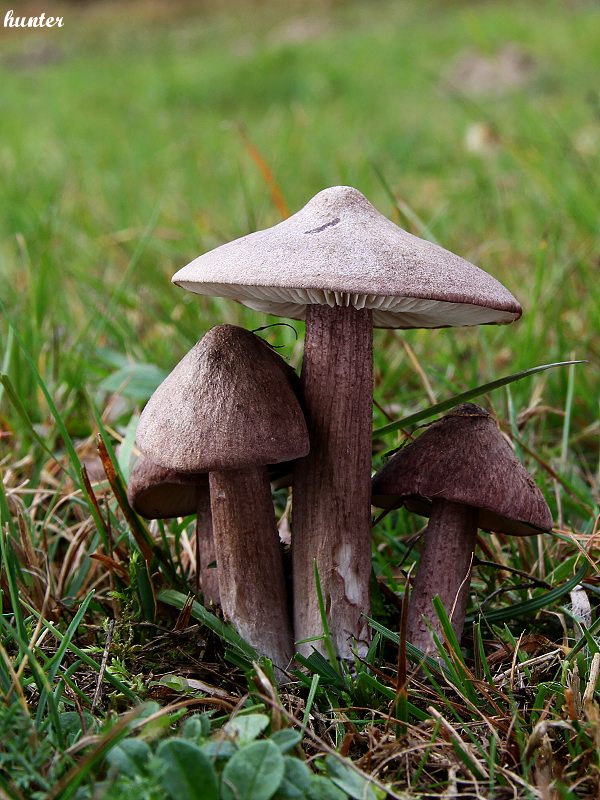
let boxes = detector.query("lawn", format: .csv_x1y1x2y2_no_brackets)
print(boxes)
0,0,599,796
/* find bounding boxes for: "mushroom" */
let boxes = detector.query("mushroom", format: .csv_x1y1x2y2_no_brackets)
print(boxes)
135,325,309,670
172,186,522,660
371,403,553,655
127,457,219,605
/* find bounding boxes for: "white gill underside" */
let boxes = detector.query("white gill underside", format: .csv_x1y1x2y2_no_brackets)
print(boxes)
177,281,517,328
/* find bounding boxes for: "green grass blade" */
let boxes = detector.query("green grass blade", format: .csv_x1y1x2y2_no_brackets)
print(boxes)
312,559,341,675
431,596,479,705
374,360,585,437
18,610,138,702
293,651,345,688
472,560,589,624
0,316,81,480
27,591,95,725
0,614,65,748
45,591,96,676
302,673,320,727
0,312,110,544
158,589,258,660
566,614,600,663
0,469,20,541
0,373,58,463
0,529,27,648
0,326,14,407
560,360,577,467
371,161,440,243
72,204,161,360
364,616,449,676
472,619,494,684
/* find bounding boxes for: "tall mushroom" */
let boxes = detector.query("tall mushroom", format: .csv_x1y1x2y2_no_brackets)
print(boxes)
127,457,219,605
372,403,553,654
172,186,522,659
135,325,309,670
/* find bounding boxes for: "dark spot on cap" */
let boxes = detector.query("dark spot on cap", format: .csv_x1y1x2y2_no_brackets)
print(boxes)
304,217,341,234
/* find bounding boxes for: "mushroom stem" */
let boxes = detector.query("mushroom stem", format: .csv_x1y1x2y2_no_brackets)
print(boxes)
209,466,293,670
293,304,373,660
407,499,478,654
196,493,219,605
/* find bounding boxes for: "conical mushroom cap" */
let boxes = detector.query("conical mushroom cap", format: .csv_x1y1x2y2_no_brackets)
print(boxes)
372,404,552,536
127,457,208,519
173,186,521,329
136,325,310,473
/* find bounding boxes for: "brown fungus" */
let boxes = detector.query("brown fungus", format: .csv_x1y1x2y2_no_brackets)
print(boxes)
372,403,553,655
135,325,309,672
172,186,522,660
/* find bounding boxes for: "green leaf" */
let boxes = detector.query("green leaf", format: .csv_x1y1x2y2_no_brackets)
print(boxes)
270,729,303,753
133,554,157,622
274,756,313,799
374,360,585,437
202,740,237,760
221,740,285,800
182,714,211,741
57,712,98,749
156,739,218,800
106,738,152,778
99,362,167,401
306,775,347,800
324,756,381,800
223,713,270,745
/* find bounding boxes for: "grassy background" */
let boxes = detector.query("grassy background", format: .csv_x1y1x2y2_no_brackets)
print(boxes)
0,0,599,796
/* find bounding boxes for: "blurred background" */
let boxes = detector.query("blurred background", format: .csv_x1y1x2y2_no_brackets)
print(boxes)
1,0,598,506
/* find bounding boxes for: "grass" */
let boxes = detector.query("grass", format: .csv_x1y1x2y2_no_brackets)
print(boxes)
0,0,599,796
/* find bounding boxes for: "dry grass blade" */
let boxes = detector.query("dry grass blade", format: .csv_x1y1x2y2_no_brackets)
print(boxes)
402,341,437,405
91,618,115,711
583,653,600,708
81,463,111,544
427,706,489,781
96,435,154,563
254,691,407,800
237,123,291,219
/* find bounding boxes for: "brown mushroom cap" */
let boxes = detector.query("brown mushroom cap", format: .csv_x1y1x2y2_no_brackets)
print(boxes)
372,403,553,536
127,457,209,519
135,325,309,473
172,186,522,329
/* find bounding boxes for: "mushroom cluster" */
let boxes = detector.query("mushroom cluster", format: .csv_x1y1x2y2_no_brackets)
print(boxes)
129,185,552,673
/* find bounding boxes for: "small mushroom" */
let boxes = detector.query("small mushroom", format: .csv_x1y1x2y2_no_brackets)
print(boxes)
173,186,522,660
127,457,219,605
135,325,309,671
372,403,553,655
